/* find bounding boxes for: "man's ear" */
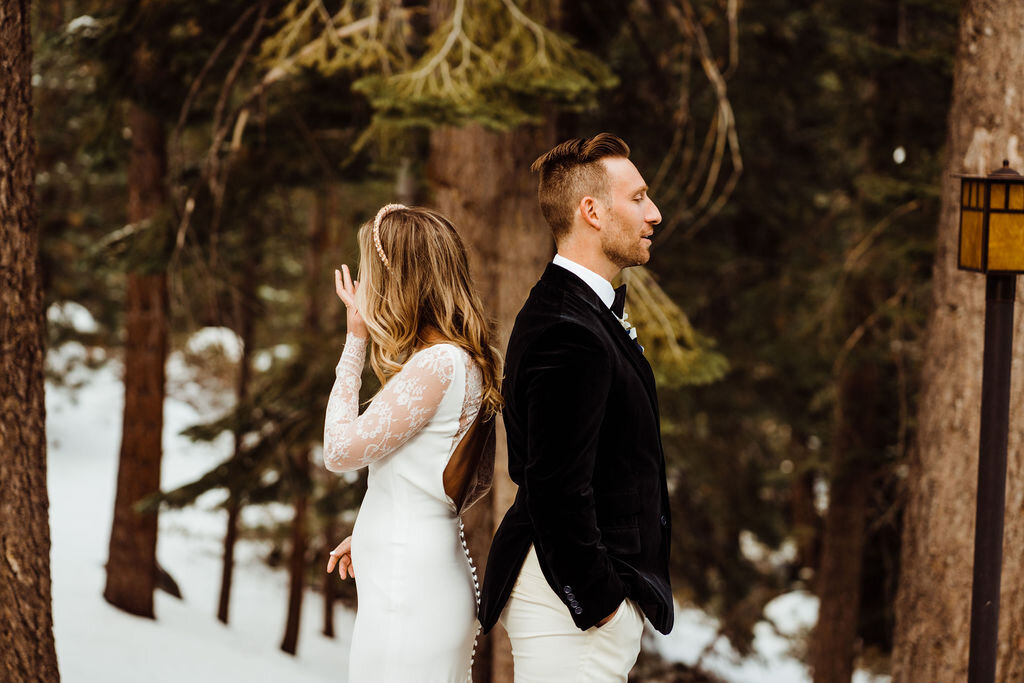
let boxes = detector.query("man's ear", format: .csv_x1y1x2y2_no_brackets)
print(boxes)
580,196,601,230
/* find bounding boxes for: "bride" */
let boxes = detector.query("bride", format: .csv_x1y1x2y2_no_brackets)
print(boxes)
322,204,502,682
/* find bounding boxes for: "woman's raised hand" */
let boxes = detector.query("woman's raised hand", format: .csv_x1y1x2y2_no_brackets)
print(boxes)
335,265,368,340
326,535,354,579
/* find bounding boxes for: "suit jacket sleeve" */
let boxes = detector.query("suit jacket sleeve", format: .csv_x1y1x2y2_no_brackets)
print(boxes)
521,321,626,630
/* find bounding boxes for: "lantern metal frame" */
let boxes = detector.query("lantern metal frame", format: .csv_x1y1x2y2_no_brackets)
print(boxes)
957,161,1024,274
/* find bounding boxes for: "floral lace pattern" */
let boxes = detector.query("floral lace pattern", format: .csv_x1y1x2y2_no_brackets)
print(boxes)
458,357,483,438
323,334,480,472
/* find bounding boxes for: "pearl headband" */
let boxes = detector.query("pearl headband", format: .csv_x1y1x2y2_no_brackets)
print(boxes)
372,203,406,271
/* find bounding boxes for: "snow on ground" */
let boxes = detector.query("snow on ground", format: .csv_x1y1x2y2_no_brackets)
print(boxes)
649,594,888,683
47,301,99,333
47,340,353,683
44,323,890,682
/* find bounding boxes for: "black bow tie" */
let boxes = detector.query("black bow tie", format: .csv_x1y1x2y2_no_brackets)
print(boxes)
611,284,627,318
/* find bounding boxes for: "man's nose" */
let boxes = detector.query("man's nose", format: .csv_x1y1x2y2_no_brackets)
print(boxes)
646,198,662,225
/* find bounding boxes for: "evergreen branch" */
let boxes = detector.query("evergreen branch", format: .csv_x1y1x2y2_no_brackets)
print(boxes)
620,266,729,386
351,0,615,129
653,0,744,245
409,0,465,81
261,15,377,85
498,0,547,63
680,100,744,240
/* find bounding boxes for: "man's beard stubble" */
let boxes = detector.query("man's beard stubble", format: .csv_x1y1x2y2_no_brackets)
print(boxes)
603,233,650,271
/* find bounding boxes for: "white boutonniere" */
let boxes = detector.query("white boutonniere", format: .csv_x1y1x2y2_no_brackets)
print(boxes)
619,312,639,342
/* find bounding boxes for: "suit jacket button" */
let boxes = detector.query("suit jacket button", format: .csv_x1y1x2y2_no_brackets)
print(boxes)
566,593,575,601
660,515,668,526
563,585,572,594
573,607,583,615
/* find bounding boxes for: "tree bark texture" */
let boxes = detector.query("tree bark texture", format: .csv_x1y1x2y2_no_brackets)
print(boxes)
104,103,169,618
429,121,556,683
893,2,1024,680
0,0,61,678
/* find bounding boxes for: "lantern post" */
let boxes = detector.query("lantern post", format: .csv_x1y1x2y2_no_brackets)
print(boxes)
957,160,1024,683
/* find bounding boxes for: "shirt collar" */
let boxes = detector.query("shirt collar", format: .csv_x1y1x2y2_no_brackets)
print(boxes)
552,253,615,310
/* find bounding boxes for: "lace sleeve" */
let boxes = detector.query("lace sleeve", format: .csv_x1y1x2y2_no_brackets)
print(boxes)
323,339,456,472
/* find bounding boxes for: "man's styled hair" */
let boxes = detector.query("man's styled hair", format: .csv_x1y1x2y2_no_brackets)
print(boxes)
530,133,631,241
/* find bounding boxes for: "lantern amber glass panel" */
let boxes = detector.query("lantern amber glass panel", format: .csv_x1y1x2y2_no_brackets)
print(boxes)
958,173,1024,274
988,181,1024,271
960,180,985,271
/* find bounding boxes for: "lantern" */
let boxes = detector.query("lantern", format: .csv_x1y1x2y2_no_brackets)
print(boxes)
958,160,1024,272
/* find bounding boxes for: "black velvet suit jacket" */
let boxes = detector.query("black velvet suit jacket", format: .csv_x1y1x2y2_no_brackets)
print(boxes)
479,263,674,635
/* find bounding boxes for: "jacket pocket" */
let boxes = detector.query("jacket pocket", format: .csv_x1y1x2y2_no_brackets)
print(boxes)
600,523,642,555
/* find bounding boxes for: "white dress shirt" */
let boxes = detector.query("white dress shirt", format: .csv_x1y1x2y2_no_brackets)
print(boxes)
552,254,615,310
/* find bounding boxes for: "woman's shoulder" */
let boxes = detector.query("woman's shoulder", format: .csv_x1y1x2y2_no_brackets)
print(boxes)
411,342,481,376
403,342,467,377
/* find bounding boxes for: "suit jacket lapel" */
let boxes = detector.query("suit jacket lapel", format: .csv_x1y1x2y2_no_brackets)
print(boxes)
539,264,659,411
597,305,659,408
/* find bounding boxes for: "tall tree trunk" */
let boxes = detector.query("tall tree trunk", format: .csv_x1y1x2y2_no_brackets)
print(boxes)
812,18,888,676
103,102,169,617
217,211,258,625
812,363,878,682
280,478,308,655
429,120,556,682
0,1,61,678
282,187,329,654
893,1,1024,679
322,515,338,638
322,185,342,639
217,499,241,624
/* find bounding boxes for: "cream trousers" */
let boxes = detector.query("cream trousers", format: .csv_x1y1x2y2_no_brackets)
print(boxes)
499,545,644,682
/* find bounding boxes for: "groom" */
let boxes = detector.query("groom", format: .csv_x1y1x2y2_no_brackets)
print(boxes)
479,133,673,680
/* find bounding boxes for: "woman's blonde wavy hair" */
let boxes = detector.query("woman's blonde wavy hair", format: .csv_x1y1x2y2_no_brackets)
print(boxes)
355,206,503,419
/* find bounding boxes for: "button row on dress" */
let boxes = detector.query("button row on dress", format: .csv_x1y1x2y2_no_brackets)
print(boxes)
461,515,480,681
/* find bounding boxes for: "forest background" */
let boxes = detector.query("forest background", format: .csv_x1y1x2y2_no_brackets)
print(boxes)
6,0,1024,681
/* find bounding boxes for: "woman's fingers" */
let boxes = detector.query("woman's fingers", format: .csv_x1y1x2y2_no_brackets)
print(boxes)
335,268,355,306
342,264,354,294
327,536,354,579
339,270,352,301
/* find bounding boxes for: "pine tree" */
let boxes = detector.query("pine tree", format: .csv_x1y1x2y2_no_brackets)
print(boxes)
0,0,61,678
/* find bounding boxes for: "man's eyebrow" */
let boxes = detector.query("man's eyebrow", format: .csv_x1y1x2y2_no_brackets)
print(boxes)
631,184,648,195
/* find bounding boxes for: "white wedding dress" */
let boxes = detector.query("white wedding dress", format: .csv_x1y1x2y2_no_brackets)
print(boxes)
323,334,482,682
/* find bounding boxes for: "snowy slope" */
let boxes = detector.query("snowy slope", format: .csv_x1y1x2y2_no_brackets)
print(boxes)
46,340,353,683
